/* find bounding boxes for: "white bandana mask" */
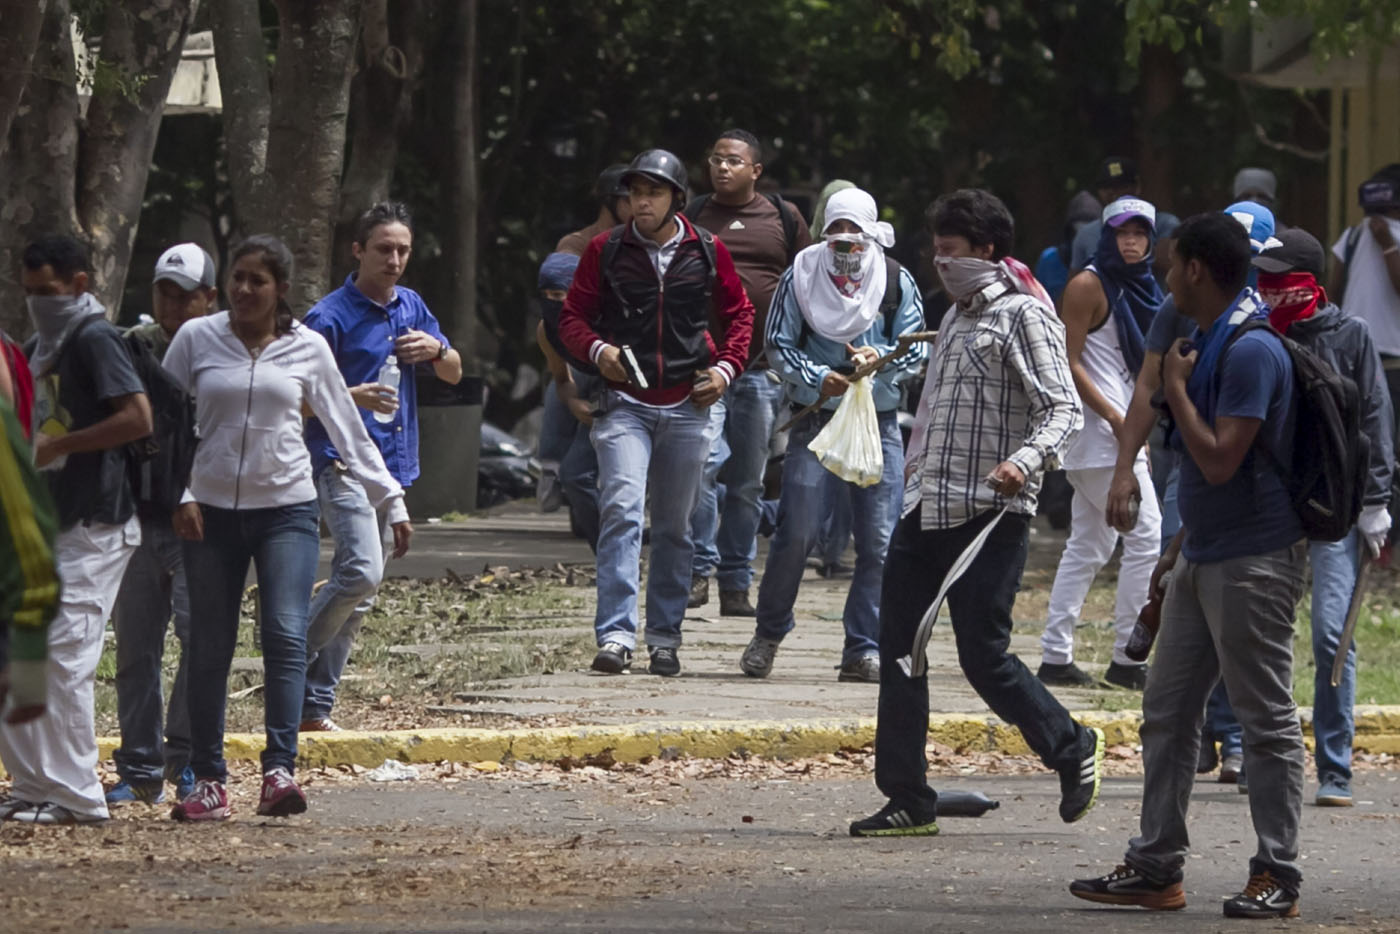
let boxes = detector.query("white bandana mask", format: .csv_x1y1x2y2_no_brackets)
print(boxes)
826,234,869,280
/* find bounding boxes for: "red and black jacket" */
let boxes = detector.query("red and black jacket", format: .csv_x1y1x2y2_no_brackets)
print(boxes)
559,216,754,406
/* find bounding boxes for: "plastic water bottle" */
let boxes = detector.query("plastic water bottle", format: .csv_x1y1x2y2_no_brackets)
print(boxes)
937,790,1000,817
374,354,400,424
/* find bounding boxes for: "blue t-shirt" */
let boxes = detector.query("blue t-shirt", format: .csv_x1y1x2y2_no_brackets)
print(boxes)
1145,295,1194,355
1174,329,1303,562
303,276,451,487
1034,245,1070,307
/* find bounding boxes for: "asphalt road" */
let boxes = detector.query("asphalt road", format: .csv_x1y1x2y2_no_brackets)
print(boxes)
109,768,1400,934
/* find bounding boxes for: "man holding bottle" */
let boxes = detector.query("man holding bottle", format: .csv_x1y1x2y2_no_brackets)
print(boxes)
300,201,461,731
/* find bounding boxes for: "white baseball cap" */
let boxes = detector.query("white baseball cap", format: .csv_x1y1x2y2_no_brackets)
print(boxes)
1102,197,1157,231
153,242,217,291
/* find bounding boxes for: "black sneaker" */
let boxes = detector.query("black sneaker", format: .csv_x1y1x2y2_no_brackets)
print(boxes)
686,576,709,609
1102,661,1148,690
1197,736,1220,774
591,641,632,673
1222,872,1299,919
849,802,939,837
1069,865,1186,910
1037,661,1095,687
648,646,681,677
837,654,880,683
718,589,756,617
1059,726,1105,823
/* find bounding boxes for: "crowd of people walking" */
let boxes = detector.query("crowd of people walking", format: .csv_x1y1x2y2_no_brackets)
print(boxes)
3,128,1400,921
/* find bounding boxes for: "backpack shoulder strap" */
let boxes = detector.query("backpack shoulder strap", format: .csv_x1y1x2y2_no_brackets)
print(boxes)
681,195,709,224
768,192,800,264
881,256,903,342
695,223,718,299
599,224,627,278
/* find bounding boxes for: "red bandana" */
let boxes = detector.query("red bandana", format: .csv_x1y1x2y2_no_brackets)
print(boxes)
1260,271,1326,333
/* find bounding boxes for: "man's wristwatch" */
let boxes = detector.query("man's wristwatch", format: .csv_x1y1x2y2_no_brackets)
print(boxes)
435,340,448,361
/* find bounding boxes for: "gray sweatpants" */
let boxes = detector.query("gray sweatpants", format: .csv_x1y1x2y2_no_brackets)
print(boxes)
1126,540,1307,889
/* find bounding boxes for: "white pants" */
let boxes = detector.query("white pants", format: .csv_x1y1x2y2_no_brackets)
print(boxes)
1041,460,1161,666
0,517,140,819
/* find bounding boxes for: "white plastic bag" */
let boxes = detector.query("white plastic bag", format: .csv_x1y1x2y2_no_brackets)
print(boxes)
808,376,883,487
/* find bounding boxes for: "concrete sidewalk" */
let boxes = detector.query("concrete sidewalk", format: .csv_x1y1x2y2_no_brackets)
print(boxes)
113,505,1397,769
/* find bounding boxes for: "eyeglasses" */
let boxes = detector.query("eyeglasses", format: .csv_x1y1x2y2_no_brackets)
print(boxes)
707,155,752,169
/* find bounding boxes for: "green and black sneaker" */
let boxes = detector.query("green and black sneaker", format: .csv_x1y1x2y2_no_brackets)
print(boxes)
849,802,939,837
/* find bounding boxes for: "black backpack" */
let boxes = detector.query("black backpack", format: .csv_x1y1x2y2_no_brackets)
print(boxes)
120,331,199,518
1221,318,1368,542
683,192,802,264
46,318,199,518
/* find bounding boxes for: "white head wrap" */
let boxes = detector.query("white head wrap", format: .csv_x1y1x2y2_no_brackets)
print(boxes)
790,187,896,343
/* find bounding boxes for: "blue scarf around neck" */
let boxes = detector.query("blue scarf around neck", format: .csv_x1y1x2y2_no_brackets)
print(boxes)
1091,223,1165,376
1183,287,1268,408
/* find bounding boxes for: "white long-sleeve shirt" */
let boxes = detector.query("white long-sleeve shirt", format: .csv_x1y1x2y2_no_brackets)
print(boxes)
163,312,406,520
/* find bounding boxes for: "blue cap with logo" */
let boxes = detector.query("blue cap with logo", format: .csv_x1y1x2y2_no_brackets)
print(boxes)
1224,202,1282,255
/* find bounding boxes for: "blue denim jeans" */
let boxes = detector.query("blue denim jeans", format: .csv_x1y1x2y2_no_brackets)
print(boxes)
690,371,783,591
303,469,388,722
560,419,600,552
874,506,1088,813
816,472,853,565
1309,530,1361,782
538,381,576,464
183,501,320,779
591,395,711,650
112,518,191,783
755,408,903,664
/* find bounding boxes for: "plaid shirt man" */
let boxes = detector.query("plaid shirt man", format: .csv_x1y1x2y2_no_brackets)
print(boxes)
910,279,1082,529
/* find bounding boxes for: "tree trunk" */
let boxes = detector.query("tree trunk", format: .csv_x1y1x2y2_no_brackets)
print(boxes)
208,0,271,232
79,0,196,312
1137,43,1179,210
262,0,363,315
444,0,478,367
0,0,49,155
0,0,80,336
331,0,426,282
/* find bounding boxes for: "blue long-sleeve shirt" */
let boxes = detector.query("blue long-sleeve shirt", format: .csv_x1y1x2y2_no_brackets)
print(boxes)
303,276,451,487
764,264,926,412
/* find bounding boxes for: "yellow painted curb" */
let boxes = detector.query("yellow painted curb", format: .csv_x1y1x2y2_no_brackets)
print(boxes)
59,706,1400,772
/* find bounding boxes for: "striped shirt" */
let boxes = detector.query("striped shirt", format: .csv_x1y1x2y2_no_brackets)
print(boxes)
914,280,1081,529
765,264,927,413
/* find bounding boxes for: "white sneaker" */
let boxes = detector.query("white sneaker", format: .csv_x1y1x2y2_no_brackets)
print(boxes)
9,802,106,825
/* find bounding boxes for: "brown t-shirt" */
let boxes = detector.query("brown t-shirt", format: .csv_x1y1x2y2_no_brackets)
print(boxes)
555,220,609,257
693,194,811,367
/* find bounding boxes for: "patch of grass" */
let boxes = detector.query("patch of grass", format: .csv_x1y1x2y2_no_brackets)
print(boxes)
94,570,599,734
1011,564,1400,708
1292,596,1400,707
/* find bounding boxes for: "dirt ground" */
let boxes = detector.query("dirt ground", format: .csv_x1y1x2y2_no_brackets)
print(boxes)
4,748,1399,933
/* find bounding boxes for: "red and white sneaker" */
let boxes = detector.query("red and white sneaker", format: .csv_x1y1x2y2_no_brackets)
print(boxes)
256,767,307,817
171,779,231,822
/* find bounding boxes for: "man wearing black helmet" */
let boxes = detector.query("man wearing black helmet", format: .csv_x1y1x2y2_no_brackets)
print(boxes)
559,149,755,677
557,164,634,257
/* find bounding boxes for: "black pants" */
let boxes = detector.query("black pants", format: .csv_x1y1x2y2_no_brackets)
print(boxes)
874,506,1087,812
